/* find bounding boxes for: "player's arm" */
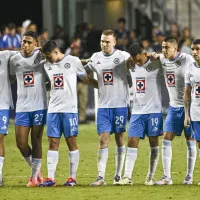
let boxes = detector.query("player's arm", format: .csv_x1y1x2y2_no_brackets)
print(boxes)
80,75,98,89
184,84,191,127
81,58,91,66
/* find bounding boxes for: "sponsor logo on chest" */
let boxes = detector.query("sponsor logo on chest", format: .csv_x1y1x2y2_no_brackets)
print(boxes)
53,73,64,89
166,72,176,87
103,69,113,85
136,77,145,93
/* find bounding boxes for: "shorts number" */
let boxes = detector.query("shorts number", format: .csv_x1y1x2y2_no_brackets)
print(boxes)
34,114,44,122
151,118,158,126
69,118,77,126
2,116,7,124
115,116,124,124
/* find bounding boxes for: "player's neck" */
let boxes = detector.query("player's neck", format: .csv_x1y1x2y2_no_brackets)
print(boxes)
196,60,200,67
103,49,115,56
168,52,179,61
56,53,65,63
137,57,148,66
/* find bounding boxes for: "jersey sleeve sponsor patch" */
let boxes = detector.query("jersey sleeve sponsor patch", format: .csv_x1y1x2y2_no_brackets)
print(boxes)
23,71,34,87
103,69,113,85
53,73,64,89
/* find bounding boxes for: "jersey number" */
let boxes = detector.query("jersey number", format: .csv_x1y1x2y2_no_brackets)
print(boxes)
151,118,158,126
115,116,124,124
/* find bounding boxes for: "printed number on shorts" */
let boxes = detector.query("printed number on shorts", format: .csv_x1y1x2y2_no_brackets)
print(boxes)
69,118,77,126
34,114,44,122
2,116,7,124
151,118,158,126
115,116,124,124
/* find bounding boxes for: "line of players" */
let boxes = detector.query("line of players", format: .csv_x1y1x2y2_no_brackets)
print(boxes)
0,29,200,187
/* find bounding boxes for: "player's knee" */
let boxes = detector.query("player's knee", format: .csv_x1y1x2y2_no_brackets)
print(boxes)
16,142,27,151
99,136,109,147
49,138,59,150
149,136,159,147
127,137,139,148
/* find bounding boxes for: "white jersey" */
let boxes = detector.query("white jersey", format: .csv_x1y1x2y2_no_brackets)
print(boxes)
9,50,47,112
130,59,162,114
185,63,200,121
44,55,87,113
87,50,130,108
160,53,194,107
0,50,17,109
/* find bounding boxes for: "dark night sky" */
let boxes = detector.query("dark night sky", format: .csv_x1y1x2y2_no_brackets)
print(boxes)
0,0,42,32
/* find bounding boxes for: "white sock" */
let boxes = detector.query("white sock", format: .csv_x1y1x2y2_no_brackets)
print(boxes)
162,139,172,178
124,147,138,179
24,155,32,167
186,140,196,177
147,146,159,178
0,157,4,180
97,148,108,178
47,150,59,180
115,145,126,177
31,158,42,179
69,149,79,179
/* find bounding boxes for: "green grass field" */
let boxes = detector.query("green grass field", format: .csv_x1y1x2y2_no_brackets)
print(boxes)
1,123,200,200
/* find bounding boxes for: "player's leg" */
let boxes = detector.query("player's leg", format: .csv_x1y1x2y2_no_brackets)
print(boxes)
91,108,111,186
0,109,9,186
28,110,46,187
63,113,79,186
39,113,61,187
145,113,162,185
119,114,145,185
183,121,198,185
156,107,183,185
113,107,128,184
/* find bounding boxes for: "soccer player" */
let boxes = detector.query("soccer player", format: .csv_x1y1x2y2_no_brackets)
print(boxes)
9,31,47,187
184,39,200,185
155,37,196,185
85,29,131,186
38,40,98,187
0,50,17,186
118,43,162,185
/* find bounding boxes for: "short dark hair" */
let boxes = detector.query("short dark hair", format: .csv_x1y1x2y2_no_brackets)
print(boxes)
118,17,126,24
129,43,144,57
163,36,178,46
102,29,116,38
41,40,58,54
8,23,16,30
23,31,38,41
192,39,200,45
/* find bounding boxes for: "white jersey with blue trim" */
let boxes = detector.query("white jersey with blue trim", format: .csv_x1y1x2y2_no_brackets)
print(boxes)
160,52,195,107
130,58,162,114
44,55,87,113
87,50,130,108
185,63,200,121
9,50,47,112
0,50,17,109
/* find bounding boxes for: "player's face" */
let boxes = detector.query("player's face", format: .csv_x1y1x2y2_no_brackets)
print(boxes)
100,34,116,54
21,36,37,55
191,44,200,62
162,41,177,59
43,50,58,63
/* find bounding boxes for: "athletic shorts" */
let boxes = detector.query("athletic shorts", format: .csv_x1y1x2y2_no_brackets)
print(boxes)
0,109,10,134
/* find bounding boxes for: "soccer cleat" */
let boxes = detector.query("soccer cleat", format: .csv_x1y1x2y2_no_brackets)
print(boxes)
37,172,44,184
63,177,76,186
90,176,106,186
118,177,133,185
113,175,121,185
144,176,155,186
154,175,173,185
183,175,193,185
26,177,38,187
0,179,4,187
38,178,56,187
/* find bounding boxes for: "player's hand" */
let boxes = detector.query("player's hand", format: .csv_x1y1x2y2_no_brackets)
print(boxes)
35,47,42,50
148,52,159,61
81,59,91,65
126,57,135,70
184,116,191,128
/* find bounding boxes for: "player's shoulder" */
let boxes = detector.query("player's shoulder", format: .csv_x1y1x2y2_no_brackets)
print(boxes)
10,51,21,62
116,49,130,57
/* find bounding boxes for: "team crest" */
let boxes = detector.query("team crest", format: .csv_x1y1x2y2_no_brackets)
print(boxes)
48,67,52,70
113,58,120,64
53,74,64,89
136,78,145,93
64,63,71,69
175,60,181,67
103,69,113,85
34,58,40,65
166,73,175,87
146,65,152,72
195,83,200,97
23,71,34,87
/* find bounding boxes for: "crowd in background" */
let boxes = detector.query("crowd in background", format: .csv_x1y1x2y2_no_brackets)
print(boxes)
0,18,194,123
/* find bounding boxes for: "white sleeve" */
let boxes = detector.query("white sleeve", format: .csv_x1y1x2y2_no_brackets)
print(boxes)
4,50,18,60
185,66,191,86
186,54,195,67
122,51,130,61
85,53,96,71
75,57,87,77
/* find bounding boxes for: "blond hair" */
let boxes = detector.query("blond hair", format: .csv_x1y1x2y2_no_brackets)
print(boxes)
102,29,116,38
